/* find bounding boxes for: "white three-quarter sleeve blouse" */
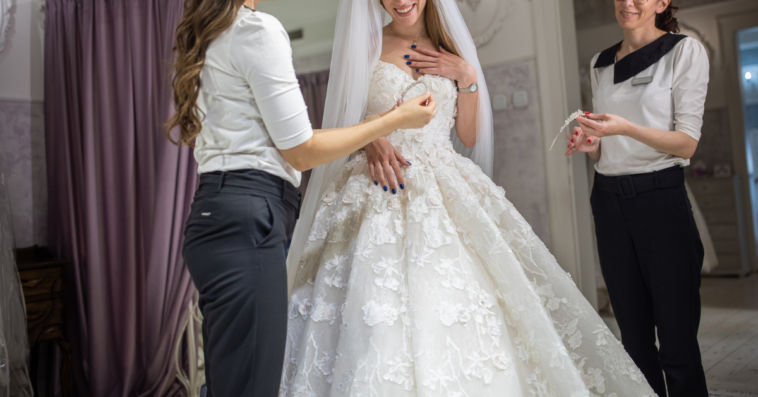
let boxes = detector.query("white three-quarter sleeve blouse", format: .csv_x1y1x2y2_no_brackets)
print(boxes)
194,6,313,187
590,33,709,176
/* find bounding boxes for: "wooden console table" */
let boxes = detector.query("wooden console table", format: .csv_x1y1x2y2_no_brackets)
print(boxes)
15,245,72,397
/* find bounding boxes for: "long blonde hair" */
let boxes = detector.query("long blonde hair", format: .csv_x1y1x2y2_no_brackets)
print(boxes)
165,0,245,146
383,0,461,57
423,0,461,57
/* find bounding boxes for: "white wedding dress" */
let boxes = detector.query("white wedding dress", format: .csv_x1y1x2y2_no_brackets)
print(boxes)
280,61,656,397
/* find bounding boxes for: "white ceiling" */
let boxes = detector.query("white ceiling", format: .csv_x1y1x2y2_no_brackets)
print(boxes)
256,0,342,31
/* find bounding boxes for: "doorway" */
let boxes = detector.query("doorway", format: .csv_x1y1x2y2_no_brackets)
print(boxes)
738,27,758,269
720,11,758,275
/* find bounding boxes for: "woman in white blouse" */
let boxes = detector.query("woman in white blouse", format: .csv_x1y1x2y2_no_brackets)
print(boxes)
165,0,436,395
566,0,709,396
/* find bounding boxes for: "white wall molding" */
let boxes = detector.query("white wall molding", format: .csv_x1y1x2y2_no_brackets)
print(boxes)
0,96,43,104
0,0,12,53
532,0,598,307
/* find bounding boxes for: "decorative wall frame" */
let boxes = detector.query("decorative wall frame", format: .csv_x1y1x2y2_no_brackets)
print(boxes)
679,21,717,68
456,0,511,48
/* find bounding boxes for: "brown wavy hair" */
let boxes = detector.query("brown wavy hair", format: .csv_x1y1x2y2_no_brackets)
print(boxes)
165,0,245,146
656,0,679,33
382,0,462,58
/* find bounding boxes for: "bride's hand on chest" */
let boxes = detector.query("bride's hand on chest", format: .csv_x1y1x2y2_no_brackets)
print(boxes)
406,45,476,87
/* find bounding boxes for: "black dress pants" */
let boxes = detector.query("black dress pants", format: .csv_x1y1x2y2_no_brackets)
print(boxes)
183,169,300,397
590,166,708,397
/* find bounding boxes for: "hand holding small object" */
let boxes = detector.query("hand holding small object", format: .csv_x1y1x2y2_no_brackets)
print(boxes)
394,92,437,130
549,109,585,150
576,112,631,138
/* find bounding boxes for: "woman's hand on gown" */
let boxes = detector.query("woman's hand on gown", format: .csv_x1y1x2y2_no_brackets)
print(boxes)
365,100,410,194
366,137,409,194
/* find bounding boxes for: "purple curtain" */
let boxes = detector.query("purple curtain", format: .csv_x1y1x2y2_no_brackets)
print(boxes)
44,0,197,395
297,70,330,195
298,70,330,130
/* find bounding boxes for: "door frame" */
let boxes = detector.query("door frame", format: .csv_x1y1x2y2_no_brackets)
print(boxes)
720,11,758,272
532,0,599,307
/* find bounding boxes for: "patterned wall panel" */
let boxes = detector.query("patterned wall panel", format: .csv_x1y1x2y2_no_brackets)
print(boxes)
483,59,551,248
0,99,46,247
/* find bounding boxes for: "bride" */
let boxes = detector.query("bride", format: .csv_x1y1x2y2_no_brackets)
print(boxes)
280,0,656,396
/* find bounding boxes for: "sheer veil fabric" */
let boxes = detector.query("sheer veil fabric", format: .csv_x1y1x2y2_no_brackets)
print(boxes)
286,0,493,293
0,166,33,397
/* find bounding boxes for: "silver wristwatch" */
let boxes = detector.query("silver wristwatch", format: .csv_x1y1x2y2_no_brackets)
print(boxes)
457,82,478,93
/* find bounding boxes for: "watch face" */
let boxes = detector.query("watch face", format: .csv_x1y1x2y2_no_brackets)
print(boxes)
470,83,478,93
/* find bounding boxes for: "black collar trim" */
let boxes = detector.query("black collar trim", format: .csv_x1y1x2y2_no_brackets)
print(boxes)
243,5,256,11
593,33,687,84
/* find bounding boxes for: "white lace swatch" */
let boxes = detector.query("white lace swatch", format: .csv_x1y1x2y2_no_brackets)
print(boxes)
550,109,584,150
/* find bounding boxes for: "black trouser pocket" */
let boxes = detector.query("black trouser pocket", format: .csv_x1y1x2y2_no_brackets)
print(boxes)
247,196,276,248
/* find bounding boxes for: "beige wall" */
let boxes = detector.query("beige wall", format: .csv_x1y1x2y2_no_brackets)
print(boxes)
473,0,535,67
0,0,44,101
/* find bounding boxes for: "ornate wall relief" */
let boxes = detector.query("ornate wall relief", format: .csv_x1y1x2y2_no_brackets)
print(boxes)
456,0,511,48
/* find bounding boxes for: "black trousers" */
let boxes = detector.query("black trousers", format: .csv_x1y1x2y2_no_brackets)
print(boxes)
183,169,300,397
590,166,708,397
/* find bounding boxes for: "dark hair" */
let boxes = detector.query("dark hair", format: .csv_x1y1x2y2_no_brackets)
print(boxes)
166,0,245,146
655,1,679,33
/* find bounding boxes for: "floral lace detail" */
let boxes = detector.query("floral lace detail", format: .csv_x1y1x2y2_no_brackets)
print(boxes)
279,61,655,397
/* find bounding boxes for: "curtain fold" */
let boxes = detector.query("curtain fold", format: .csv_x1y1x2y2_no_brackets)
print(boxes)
44,0,196,395
296,69,330,195
298,70,330,130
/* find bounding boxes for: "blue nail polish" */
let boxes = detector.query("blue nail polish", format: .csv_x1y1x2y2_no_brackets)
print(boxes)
392,188,397,194
374,181,378,185
406,61,411,65
412,45,417,49
415,69,419,72
407,161,412,165
383,186,388,192
440,44,444,49
404,55,409,58
400,184,405,190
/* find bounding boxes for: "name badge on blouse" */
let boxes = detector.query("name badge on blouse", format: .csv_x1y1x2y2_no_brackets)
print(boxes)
631,76,653,86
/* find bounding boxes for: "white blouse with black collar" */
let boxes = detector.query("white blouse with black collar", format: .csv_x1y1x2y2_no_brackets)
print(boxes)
590,33,709,176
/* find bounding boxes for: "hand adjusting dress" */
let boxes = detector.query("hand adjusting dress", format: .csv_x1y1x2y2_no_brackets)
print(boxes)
280,61,656,397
